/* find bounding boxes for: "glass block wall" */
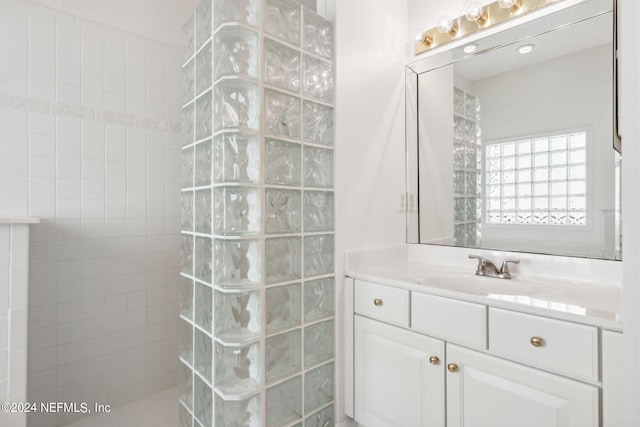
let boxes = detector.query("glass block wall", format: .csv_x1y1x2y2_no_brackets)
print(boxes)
180,1,335,426
453,87,481,247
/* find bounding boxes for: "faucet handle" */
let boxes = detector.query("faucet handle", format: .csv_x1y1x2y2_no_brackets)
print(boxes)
468,254,490,275
500,258,520,275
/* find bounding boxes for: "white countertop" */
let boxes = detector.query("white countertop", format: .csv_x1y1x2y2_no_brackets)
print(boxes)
346,245,622,331
0,217,40,224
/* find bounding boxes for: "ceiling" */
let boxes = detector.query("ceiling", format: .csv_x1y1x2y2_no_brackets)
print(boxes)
454,12,612,81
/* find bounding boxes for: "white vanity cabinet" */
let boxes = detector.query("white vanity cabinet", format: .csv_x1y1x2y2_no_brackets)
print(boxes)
350,279,615,427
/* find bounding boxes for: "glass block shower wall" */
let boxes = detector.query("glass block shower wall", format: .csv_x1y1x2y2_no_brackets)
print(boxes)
180,1,335,426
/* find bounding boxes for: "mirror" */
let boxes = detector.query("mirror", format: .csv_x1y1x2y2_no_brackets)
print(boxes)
406,0,620,260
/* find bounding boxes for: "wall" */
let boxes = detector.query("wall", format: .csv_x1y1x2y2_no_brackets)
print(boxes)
620,0,640,424
333,0,409,423
22,0,200,47
0,0,184,425
0,223,31,427
21,0,319,47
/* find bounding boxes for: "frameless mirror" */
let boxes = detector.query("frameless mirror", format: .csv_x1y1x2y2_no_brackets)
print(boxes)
406,0,620,260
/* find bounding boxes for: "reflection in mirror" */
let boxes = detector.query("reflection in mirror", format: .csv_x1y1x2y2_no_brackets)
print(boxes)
406,0,620,260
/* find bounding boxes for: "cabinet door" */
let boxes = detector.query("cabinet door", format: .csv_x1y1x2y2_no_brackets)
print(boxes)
446,344,599,427
354,315,445,427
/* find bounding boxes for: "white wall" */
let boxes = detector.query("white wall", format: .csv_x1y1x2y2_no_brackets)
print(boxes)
0,224,31,427
0,0,186,425
620,0,640,424
22,0,318,48
23,0,200,47
332,0,409,423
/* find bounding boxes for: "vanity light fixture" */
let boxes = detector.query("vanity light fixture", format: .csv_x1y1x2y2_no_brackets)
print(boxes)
414,0,559,55
436,15,458,36
465,2,488,25
463,43,479,54
517,43,535,54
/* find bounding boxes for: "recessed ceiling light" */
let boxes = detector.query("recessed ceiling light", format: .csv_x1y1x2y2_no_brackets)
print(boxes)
517,44,535,54
463,43,478,54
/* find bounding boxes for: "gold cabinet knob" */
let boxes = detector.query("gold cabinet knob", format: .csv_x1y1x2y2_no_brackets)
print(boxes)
373,298,383,306
447,363,458,373
530,336,543,347
429,356,440,365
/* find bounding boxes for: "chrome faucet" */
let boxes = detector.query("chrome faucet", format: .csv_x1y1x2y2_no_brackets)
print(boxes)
468,255,520,279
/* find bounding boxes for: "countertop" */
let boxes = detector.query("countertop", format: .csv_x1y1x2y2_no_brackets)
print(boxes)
346,245,622,331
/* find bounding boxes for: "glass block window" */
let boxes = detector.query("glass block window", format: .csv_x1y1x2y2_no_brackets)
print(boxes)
484,131,587,226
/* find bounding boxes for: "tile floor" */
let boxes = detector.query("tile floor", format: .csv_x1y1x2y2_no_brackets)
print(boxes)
61,388,177,427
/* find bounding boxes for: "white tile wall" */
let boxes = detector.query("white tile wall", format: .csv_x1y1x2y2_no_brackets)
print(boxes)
0,0,183,426
0,226,9,401
0,223,33,427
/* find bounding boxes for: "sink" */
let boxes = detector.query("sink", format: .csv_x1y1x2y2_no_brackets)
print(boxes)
415,273,551,296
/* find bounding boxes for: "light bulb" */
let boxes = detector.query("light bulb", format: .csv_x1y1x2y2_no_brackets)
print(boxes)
465,2,487,24
436,15,458,36
414,32,433,46
498,0,521,11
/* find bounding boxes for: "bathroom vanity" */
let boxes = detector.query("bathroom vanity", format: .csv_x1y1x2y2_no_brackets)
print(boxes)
343,245,622,427
345,0,624,425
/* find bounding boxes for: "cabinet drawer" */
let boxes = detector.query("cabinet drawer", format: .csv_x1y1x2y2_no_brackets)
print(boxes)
354,280,409,327
489,308,599,380
411,292,486,349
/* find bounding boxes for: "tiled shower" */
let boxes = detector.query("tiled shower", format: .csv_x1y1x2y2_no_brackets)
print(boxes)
0,0,183,425
180,0,335,426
